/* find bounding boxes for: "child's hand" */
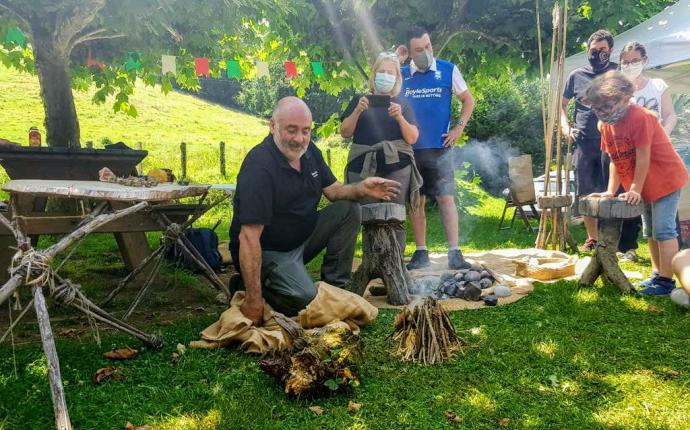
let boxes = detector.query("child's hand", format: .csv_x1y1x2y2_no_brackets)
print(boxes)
587,191,613,198
619,190,642,205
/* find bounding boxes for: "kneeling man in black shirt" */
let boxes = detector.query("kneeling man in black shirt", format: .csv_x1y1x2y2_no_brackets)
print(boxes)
230,97,400,325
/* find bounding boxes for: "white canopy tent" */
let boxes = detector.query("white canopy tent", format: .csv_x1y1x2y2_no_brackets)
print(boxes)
564,0,690,93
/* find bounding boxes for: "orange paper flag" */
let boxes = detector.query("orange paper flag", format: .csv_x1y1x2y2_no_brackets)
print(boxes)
195,58,210,78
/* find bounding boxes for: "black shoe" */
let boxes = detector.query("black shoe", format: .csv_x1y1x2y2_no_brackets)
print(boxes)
448,249,471,270
406,250,430,270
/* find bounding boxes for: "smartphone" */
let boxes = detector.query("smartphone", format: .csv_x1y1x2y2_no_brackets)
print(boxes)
367,95,391,108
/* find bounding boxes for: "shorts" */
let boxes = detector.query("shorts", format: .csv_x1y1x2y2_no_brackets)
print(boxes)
642,189,681,241
574,142,605,197
414,148,455,197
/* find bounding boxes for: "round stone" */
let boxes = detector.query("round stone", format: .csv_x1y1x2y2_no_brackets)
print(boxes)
479,278,493,289
470,264,483,272
440,272,455,282
464,271,481,282
454,272,465,281
484,295,498,306
480,270,492,279
464,284,482,301
670,288,690,308
494,285,512,297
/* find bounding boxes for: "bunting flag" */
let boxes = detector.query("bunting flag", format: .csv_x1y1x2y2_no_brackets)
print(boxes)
195,57,210,77
284,61,298,79
4,27,26,48
124,52,142,71
311,61,325,78
226,60,241,79
161,55,176,75
256,61,270,79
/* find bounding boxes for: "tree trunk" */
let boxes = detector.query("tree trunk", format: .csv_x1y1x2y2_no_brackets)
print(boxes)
33,39,81,148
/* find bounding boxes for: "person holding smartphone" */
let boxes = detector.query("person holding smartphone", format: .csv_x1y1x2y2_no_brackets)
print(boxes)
340,52,421,252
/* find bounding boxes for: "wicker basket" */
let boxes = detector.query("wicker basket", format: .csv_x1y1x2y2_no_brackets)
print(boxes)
513,257,576,281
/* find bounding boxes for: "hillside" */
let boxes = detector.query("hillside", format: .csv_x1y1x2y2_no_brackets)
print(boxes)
0,66,275,183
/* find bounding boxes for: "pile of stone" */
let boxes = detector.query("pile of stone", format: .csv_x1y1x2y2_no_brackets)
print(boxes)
409,264,511,303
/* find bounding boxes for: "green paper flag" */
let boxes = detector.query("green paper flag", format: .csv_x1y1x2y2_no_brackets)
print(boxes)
5,27,26,48
227,60,241,79
311,61,325,78
125,52,142,72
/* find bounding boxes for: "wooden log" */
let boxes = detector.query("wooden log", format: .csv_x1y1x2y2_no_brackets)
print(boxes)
33,285,72,430
344,203,410,305
579,218,634,293
578,196,643,219
0,274,23,307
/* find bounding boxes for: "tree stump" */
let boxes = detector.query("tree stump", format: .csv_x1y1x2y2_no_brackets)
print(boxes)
344,203,411,305
578,196,644,293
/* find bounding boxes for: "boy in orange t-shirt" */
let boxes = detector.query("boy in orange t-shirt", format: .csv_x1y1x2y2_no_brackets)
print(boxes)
586,71,689,295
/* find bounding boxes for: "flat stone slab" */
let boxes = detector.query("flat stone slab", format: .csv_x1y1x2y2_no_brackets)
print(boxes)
360,202,406,224
578,196,643,219
3,179,210,202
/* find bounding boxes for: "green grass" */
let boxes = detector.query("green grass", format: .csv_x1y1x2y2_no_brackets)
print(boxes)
1,65,690,429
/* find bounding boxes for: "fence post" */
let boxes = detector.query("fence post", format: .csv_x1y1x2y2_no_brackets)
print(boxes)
180,142,187,179
326,148,332,167
219,141,226,177
137,142,143,151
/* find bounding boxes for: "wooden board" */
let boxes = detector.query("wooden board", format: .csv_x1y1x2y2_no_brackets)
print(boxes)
3,180,209,202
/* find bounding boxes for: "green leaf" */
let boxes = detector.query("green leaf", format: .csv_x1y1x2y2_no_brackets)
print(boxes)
324,379,340,391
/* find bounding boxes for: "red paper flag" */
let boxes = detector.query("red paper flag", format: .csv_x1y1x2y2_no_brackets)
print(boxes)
86,49,105,71
195,58,210,78
284,61,298,79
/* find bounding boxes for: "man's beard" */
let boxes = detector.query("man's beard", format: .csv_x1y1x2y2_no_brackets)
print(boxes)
275,135,307,161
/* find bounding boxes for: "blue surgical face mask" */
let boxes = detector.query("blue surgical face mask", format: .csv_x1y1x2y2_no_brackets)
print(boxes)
374,72,396,94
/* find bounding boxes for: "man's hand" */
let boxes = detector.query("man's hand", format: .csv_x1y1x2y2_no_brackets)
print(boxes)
619,190,642,205
359,177,401,201
562,124,576,143
389,102,403,121
442,126,464,147
240,296,264,326
355,96,369,114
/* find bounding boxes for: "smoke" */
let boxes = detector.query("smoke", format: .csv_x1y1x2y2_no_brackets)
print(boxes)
452,138,521,196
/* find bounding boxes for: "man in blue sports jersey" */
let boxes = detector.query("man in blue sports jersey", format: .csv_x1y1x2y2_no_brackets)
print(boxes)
401,27,476,270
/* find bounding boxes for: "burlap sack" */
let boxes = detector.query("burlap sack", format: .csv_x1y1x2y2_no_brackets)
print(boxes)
508,155,536,203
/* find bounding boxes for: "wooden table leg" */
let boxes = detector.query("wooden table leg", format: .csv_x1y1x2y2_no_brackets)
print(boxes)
110,201,153,271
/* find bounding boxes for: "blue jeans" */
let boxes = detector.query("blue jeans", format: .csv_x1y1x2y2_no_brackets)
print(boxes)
642,190,681,241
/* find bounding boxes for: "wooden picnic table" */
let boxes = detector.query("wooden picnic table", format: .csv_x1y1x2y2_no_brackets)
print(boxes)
0,180,211,280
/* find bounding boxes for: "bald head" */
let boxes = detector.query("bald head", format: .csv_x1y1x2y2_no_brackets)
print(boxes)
272,96,312,124
270,97,313,163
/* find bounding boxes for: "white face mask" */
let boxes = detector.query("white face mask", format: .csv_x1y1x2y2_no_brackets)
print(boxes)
621,62,645,79
374,72,396,94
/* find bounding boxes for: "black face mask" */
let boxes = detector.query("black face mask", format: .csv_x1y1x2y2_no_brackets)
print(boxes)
588,50,610,72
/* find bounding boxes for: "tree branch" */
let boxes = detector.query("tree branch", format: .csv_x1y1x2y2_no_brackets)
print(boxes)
55,0,107,52
0,1,31,34
70,28,125,51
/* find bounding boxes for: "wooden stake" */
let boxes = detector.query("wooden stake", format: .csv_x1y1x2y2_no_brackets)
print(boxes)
33,285,72,430
180,142,187,180
219,141,226,177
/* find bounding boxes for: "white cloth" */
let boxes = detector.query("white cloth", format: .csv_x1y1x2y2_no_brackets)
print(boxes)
410,58,468,95
161,55,176,75
632,78,669,120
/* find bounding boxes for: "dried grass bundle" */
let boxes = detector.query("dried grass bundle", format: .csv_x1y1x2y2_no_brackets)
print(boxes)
393,297,465,365
259,324,362,397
